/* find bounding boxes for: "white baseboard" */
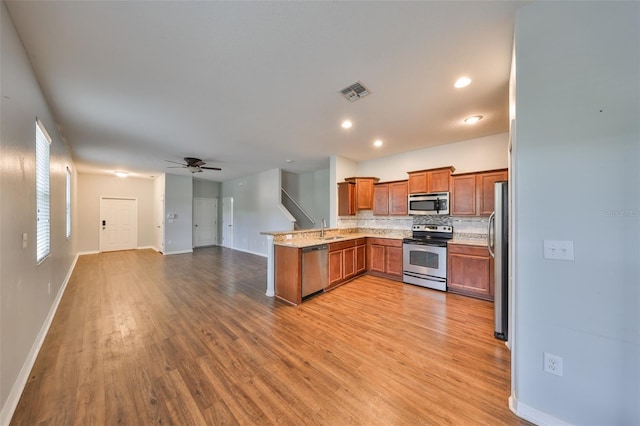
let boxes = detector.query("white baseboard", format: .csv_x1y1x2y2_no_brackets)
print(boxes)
228,247,267,258
163,249,193,255
509,395,571,426
77,250,99,256
137,246,157,251
0,253,79,426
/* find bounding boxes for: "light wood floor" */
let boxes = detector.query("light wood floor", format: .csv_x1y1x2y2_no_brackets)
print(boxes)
11,247,528,425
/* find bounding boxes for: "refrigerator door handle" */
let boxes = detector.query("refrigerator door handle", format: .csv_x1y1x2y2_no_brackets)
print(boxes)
487,211,495,258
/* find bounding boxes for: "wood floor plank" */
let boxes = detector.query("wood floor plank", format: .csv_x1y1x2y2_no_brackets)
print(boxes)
10,247,529,425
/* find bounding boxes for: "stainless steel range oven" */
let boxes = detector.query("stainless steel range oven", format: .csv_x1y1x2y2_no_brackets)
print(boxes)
403,225,452,291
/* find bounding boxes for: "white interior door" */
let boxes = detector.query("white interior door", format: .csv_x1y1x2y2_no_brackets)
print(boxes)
222,196,233,248
193,197,217,247
100,197,137,252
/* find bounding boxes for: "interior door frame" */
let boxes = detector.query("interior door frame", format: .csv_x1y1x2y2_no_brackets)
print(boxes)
193,197,218,247
99,196,138,252
222,196,234,248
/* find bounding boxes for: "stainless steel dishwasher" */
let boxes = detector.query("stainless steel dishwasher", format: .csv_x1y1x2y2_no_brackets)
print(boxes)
301,244,328,297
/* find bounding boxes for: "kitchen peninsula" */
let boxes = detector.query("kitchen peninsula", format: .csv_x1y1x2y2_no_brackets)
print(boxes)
262,227,409,305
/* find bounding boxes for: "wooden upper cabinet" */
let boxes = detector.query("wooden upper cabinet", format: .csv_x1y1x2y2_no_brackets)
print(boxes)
407,167,455,194
373,180,408,216
389,181,408,215
344,177,380,211
450,174,478,216
478,170,508,216
408,172,428,194
450,169,508,216
373,183,390,215
338,182,356,216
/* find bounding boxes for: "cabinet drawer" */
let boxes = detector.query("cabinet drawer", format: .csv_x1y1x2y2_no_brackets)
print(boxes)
448,244,489,256
328,240,356,252
367,238,402,247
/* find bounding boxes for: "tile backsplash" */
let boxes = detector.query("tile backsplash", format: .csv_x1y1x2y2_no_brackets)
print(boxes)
338,212,489,241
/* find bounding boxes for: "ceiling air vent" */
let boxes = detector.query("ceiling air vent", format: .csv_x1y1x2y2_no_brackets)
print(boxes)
340,81,371,102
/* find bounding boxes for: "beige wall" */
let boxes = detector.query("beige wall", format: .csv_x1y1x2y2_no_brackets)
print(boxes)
0,2,77,418
356,132,508,181
77,173,155,253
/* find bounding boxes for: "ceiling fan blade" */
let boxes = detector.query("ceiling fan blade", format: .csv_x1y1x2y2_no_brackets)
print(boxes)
165,160,186,166
200,166,222,171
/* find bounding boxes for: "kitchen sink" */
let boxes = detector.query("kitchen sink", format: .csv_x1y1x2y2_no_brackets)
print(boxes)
321,236,344,240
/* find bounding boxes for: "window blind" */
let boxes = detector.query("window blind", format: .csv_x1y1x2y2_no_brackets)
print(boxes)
36,120,51,263
66,167,71,238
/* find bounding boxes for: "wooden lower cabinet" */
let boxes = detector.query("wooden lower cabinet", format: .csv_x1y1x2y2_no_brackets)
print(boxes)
367,238,403,281
327,239,366,290
274,245,302,305
447,244,494,301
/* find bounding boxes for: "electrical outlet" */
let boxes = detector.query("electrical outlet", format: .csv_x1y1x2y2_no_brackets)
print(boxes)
544,352,563,376
543,240,575,261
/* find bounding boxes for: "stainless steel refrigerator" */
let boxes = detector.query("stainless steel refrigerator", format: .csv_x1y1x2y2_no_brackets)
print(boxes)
488,181,508,341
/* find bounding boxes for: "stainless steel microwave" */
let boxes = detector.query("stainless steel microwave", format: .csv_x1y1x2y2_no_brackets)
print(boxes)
408,192,450,215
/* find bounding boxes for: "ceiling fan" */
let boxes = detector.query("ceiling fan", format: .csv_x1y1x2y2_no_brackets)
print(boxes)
166,157,222,173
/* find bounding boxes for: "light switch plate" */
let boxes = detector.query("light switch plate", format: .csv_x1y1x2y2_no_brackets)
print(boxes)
543,240,575,261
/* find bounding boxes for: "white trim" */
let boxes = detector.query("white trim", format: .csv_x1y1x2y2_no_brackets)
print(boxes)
77,250,99,256
0,254,78,426
163,249,194,255
509,395,571,426
229,246,267,258
137,246,157,251
265,235,275,297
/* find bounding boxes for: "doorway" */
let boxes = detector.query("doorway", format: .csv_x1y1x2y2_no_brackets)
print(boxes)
222,196,234,248
100,197,138,252
193,197,218,247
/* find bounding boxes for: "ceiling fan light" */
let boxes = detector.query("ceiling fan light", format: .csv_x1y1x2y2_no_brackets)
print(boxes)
187,165,201,173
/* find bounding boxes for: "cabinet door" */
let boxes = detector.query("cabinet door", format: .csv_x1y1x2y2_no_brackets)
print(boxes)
343,247,356,280
385,246,403,278
274,245,302,305
428,169,451,192
328,250,344,288
338,182,356,216
447,245,493,300
389,181,408,215
478,171,508,216
355,244,366,274
373,183,389,215
355,178,376,210
369,244,385,273
408,172,427,194
450,175,477,216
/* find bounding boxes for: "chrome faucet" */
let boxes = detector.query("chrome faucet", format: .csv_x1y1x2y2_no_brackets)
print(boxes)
321,218,326,238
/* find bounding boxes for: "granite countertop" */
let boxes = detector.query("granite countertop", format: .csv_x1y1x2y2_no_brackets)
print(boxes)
448,238,488,247
268,228,409,249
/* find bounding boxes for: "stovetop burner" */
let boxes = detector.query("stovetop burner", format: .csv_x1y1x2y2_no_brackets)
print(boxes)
403,224,453,246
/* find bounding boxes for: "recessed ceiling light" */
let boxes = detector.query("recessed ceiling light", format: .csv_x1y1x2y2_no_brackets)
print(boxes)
341,120,353,129
464,115,483,125
454,77,472,88
115,171,128,178
373,139,383,147
285,159,294,163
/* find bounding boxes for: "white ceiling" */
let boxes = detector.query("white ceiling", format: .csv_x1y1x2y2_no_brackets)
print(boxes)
6,1,528,181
